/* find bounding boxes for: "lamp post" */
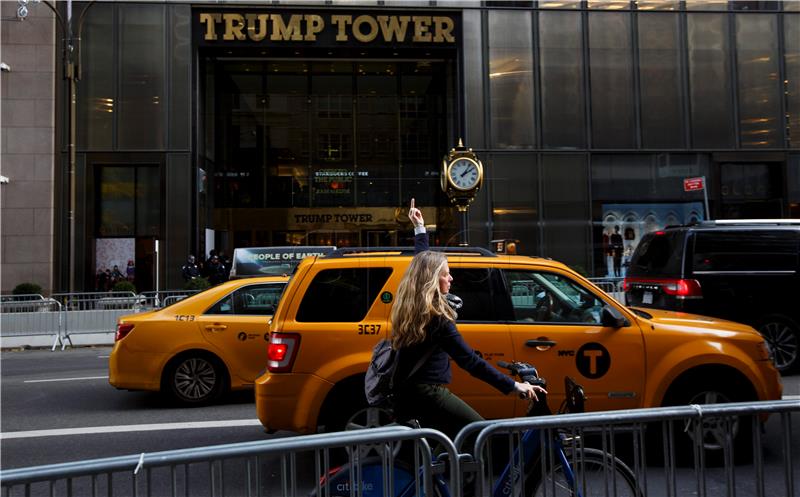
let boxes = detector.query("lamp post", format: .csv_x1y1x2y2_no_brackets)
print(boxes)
18,0,96,291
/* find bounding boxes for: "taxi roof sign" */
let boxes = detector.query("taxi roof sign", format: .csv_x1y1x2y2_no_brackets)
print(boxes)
229,246,337,279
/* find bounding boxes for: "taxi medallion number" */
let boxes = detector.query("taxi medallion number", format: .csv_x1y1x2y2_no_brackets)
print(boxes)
357,324,381,335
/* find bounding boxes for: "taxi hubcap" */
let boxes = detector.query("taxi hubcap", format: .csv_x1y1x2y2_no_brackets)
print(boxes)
686,391,738,451
760,321,798,372
174,358,217,401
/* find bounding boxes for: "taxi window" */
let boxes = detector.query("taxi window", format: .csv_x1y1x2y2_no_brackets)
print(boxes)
296,268,392,322
205,283,285,315
502,270,603,325
449,268,501,322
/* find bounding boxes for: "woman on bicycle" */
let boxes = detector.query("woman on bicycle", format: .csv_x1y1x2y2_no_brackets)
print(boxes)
390,199,546,440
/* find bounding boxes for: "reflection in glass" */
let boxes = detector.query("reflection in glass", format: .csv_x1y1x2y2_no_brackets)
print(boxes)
488,10,535,149
785,15,800,148
490,154,539,257
542,155,589,269
635,1,679,10
687,13,734,148
736,14,782,147
99,167,135,237
685,0,728,10
540,11,585,148
118,4,165,149
588,1,631,9
589,12,636,148
638,13,685,148
79,2,113,149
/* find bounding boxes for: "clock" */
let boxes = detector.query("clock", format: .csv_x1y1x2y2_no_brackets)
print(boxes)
445,157,482,192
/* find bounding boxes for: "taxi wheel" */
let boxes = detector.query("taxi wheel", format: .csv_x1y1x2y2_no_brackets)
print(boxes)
757,314,799,374
661,374,754,465
163,353,226,405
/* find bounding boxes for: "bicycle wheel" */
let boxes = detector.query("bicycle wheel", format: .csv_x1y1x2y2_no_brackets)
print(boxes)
528,447,642,497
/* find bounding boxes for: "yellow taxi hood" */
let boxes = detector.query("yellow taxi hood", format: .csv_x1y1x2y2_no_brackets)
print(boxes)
632,307,759,336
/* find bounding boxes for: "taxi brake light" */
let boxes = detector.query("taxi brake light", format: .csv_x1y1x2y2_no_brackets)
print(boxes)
115,323,134,341
268,333,300,373
663,278,702,298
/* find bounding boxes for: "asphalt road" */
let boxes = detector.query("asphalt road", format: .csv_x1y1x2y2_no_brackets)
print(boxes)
1,346,799,496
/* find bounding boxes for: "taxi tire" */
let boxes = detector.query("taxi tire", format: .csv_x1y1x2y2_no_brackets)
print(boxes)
660,372,755,466
162,352,227,406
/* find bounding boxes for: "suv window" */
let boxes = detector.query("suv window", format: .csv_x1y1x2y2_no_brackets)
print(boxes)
503,270,603,324
627,231,685,276
206,283,285,315
691,230,798,273
296,268,392,322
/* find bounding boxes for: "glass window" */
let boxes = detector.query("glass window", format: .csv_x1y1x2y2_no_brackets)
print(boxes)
691,231,798,272
78,2,114,150
490,154,539,256
205,283,285,315
687,13,735,148
449,268,500,322
588,1,631,9
542,155,589,269
635,1,680,10
169,5,191,149
736,14,782,147
296,268,392,322
98,165,161,237
685,0,728,10
539,10,586,148
118,4,166,149
488,10,535,149
638,13,685,148
591,154,710,201
503,270,604,324
785,15,800,148
588,12,636,148
628,231,685,276
463,10,485,148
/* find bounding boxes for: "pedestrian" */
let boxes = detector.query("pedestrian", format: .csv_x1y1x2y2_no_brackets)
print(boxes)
111,265,124,284
205,255,226,286
389,199,545,441
610,225,624,277
181,254,200,281
126,260,135,282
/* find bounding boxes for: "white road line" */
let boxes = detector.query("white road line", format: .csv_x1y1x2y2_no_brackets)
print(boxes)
97,355,110,359
783,395,800,401
24,376,108,383
1,420,263,440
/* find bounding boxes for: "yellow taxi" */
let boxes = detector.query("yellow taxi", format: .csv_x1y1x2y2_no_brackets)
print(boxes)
109,276,288,404
254,247,781,454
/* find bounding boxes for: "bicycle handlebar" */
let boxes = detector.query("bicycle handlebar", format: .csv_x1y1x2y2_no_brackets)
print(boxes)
497,360,587,414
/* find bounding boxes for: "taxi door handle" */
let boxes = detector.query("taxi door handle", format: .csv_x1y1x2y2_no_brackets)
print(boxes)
205,324,227,332
526,339,556,348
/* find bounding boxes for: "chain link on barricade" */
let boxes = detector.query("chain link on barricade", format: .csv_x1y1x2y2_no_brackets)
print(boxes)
1,401,797,496
0,426,459,497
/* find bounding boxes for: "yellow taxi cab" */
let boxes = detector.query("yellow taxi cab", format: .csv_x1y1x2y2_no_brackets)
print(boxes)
254,246,781,454
109,276,288,404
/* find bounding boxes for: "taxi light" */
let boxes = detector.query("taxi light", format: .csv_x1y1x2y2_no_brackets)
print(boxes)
115,323,134,341
268,333,300,373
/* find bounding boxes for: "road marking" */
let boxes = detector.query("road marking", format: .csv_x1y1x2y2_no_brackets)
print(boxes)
1,420,263,440
24,376,108,383
97,355,110,359
783,395,800,401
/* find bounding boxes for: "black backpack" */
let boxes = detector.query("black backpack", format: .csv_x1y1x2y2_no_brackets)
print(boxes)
364,339,434,409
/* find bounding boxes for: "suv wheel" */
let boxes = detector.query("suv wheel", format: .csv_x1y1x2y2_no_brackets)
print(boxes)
757,315,799,374
164,353,226,405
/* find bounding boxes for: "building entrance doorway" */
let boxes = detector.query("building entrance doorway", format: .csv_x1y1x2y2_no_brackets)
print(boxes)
201,56,455,252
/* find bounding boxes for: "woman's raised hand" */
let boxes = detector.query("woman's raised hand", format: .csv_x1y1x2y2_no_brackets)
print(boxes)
408,198,424,228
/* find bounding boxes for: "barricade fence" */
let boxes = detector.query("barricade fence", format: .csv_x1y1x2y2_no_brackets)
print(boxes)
587,276,625,303
1,400,797,497
0,290,197,350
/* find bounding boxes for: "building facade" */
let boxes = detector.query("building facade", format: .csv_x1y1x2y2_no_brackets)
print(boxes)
1,0,799,293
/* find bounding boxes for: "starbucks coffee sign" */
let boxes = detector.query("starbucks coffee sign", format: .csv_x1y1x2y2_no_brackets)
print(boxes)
198,11,457,45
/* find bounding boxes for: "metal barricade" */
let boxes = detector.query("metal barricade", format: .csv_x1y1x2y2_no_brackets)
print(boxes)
588,276,625,303
0,297,63,350
139,290,199,309
51,292,142,311
455,400,798,497
0,426,459,497
50,292,144,349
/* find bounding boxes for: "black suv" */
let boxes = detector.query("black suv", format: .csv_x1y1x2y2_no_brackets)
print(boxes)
624,220,800,374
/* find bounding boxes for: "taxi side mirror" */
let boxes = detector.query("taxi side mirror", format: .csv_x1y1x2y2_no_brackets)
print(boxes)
601,305,630,328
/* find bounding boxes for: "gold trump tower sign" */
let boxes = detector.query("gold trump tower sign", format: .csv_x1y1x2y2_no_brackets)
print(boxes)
198,12,457,44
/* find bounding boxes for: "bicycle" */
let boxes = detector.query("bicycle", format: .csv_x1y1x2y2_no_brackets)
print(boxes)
314,361,642,496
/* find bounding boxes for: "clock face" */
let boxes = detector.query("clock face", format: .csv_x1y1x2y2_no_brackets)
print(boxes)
447,158,481,191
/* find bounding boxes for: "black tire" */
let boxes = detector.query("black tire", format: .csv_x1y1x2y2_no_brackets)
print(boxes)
526,447,641,497
757,314,799,374
661,374,755,465
163,353,226,405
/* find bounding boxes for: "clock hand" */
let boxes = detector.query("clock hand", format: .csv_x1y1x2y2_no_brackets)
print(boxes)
460,169,470,178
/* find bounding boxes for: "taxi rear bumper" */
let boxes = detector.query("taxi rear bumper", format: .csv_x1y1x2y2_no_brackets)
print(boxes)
255,372,333,434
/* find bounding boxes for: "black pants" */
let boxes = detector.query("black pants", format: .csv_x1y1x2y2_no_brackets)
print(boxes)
394,383,483,441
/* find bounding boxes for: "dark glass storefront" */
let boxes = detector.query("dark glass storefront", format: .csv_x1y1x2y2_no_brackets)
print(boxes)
57,1,800,291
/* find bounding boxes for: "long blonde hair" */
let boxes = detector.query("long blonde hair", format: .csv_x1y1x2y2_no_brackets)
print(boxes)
390,251,456,348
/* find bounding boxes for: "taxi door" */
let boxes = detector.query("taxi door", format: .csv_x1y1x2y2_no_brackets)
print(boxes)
446,265,516,420
501,268,645,416
196,282,286,384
